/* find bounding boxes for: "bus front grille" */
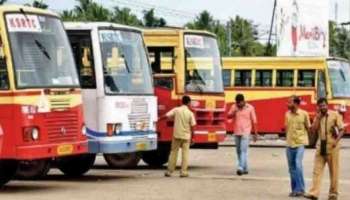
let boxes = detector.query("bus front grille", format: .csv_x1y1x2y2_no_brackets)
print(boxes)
45,112,79,142
49,98,71,110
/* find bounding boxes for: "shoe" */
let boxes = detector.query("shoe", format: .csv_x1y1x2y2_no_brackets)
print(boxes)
304,193,318,200
289,192,297,197
243,171,249,175
328,194,338,200
180,173,189,178
164,172,172,177
236,170,243,176
295,192,305,197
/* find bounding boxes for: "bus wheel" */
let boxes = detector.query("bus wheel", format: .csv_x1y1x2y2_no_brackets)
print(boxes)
15,159,51,180
56,154,95,177
142,149,170,167
103,153,141,168
0,160,18,187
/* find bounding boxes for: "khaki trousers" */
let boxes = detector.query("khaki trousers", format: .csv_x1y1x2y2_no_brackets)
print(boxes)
308,147,340,198
167,138,190,175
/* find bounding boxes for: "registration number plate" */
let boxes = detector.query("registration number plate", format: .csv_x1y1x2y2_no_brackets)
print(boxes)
208,132,217,142
136,142,147,151
57,144,74,155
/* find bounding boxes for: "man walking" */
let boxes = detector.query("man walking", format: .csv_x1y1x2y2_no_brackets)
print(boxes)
228,94,258,176
304,98,344,200
285,96,310,197
160,96,196,177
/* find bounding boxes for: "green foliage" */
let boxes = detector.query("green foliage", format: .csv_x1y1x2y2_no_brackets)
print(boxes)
329,21,350,60
111,7,142,26
142,9,166,27
0,0,6,5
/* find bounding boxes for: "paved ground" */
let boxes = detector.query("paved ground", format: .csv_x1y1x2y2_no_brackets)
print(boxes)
1,139,350,200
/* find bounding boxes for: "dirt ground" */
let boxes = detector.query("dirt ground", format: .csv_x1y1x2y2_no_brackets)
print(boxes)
1,139,350,200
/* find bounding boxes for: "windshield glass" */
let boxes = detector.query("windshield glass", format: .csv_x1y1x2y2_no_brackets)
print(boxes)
99,29,153,95
6,14,79,88
184,34,224,93
328,60,350,98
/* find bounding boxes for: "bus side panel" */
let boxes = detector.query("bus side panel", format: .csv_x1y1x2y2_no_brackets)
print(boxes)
0,104,15,158
225,89,316,135
155,86,180,142
82,89,98,131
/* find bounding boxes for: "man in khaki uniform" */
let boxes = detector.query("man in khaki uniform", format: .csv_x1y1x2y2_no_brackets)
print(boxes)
304,98,344,200
285,96,311,197
160,96,196,177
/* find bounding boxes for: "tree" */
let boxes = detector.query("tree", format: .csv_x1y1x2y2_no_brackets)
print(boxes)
0,0,6,5
329,21,350,60
65,0,111,21
111,7,142,26
32,0,48,9
143,9,166,27
228,16,264,56
186,11,230,56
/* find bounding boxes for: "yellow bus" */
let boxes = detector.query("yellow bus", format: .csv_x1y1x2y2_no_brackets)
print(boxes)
142,28,226,166
222,57,350,141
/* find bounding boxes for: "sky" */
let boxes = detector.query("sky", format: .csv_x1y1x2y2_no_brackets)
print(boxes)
6,0,350,28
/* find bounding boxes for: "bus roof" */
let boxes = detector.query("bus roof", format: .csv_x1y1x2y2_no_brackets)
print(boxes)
143,28,216,38
222,56,349,63
0,5,59,17
222,56,349,69
64,22,143,32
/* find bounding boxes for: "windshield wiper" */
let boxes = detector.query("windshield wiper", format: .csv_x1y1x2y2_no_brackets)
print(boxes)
19,8,51,61
34,40,51,60
121,54,131,73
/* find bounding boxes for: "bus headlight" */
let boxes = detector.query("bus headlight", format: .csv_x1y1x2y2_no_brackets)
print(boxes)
81,125,87,136
23,127,40,142
31,128,39,140
115,123,122,134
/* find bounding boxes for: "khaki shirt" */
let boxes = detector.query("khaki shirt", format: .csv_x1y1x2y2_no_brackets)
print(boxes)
285,109,310,147
315,110,344,154
166,105,197,140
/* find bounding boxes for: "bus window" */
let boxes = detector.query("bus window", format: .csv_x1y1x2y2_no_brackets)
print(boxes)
234,70,251,87
0,43,8,90
276,70,294,87
298,70,315,87
148,47,174,73
222,69,232,87
154,76,173,90
67,31,96,89
255,70,272,87
317,71,326,98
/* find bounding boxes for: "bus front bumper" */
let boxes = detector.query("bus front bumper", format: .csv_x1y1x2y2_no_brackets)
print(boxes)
15,140,88,160
87,130,157,154
192,130,226,143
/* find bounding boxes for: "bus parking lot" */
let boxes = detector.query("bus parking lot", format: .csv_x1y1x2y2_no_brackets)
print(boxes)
1,139,350,200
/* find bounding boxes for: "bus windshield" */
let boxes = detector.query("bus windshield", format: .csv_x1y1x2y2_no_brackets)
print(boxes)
99,29,153,95
7,14,79,88
328,60,350,98
184,34,224,93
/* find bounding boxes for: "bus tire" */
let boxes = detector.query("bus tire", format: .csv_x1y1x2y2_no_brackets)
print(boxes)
56,154,95,177
0,160,18,187
15,159,51,180
142,149,170,167
103,153,141,168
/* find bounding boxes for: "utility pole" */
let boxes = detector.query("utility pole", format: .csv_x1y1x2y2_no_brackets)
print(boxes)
265,0,277,56
227,21,232,56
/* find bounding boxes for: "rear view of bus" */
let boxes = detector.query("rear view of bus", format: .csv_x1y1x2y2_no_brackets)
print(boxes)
0,6,88,185
143,29,226,166
65,22,157,168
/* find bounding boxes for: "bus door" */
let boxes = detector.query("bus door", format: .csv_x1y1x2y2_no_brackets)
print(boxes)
148,46,178,141
67,30,98,130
